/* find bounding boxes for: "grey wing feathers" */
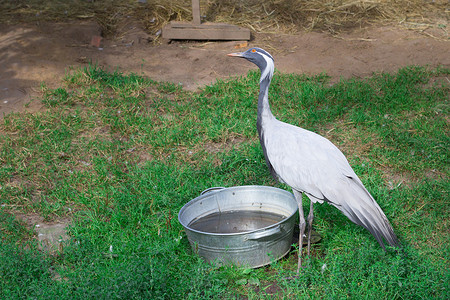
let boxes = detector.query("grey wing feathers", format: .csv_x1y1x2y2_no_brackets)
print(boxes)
328,176,399,248
262,119,399,248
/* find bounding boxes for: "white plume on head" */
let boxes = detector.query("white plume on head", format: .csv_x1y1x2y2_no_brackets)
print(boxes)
259,52,274,83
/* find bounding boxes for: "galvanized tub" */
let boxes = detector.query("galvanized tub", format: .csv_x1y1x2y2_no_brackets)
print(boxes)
178,186,298,268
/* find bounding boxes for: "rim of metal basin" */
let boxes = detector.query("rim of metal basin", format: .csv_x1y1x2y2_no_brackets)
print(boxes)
178,185,298,236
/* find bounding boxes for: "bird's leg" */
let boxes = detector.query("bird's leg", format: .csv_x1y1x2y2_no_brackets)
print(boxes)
293,190,305,274
307,201,314,257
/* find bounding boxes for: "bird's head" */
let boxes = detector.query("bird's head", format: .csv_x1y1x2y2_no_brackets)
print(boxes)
228,47,274,82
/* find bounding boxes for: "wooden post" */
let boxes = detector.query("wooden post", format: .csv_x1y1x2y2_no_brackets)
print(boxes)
192,0,201,25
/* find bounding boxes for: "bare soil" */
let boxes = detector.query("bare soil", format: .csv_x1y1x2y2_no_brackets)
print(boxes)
1,20,449,117
14,211,70,253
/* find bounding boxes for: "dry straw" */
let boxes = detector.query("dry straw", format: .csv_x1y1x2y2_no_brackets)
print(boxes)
0,0,448,36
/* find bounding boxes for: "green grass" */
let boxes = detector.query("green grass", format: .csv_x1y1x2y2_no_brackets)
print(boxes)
0,65,448,299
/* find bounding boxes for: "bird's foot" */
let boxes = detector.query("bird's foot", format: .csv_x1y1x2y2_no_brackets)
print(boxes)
284,275,299,281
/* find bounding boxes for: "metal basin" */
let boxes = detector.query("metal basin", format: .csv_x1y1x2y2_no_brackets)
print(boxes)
178,186,298,268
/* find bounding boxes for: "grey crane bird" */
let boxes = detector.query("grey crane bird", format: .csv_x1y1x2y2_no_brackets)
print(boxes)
228,48,399,273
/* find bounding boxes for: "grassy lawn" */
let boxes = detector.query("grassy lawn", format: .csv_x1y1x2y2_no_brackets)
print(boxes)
0,65,448,299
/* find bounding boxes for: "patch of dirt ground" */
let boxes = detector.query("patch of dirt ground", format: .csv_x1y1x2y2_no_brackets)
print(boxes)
14,211,70,253
1,20,449,117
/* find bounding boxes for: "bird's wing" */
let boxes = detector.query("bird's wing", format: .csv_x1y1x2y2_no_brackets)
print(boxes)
261,119,356,200
261,119,399,248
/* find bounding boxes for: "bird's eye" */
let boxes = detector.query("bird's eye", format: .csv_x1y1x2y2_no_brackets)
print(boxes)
251,49,256,53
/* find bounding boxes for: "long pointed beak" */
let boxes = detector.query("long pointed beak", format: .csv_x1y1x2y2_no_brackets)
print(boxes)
227,52,244,57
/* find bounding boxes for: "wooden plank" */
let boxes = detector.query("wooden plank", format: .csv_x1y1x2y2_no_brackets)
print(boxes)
170,21,239,29
192,0,201,25
162,22,250,40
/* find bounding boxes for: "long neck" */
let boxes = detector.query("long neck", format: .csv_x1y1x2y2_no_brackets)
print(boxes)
257,65,274,136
